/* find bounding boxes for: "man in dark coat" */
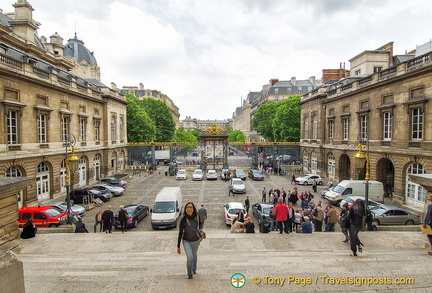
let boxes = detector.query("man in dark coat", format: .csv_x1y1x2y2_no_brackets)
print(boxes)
102,206,114,233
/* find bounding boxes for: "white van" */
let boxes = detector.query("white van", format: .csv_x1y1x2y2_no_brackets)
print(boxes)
151,187,182,229
325,180,384,205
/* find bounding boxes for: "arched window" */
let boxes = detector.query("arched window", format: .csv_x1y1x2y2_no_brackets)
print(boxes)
327,153,336,178
6,166,21,177
311,151,317,171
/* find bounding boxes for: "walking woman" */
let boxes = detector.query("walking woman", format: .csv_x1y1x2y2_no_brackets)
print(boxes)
349,199,366,256
94,210,103,233
339,203,350,243
118,205,129,233
177,202,202,279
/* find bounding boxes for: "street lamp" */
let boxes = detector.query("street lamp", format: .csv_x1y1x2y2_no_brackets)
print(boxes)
65,134,79,224
354,134,370,223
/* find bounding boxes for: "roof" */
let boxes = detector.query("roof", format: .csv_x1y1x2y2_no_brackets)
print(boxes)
64,34,98,65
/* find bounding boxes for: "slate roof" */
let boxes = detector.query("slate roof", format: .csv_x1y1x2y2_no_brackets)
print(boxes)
64,34,98,65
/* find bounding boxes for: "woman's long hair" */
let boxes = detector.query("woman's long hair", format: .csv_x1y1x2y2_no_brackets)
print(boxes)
351,199,366,216
183,202,197,217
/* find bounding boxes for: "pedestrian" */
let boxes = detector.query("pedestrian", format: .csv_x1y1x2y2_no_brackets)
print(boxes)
287,203,295,232
349,199,366,256
94,210,103,233
422,193,432,255
74,217,89,233
230,218,245,233
325,205,338,232
118,205,129,233
20,218,37,239
281,188,287,204
245,217,255,233
297,216,312,233
312,179,317,193
261,187,266,203
198,204,208,228
236,209,245,223
177,202,203,279
339,203,350,243
312,203,324,232
259,215,271,233
291,173,296,184
274,197,289,234
244,196,250,215
228,181,234,196
102,206,114,233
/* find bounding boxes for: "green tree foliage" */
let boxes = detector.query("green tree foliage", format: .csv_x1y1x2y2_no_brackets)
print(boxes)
139,98,176,142
125,94,156,142
252,103,281,141
228,129,246,142
272,96,301,142
173,127,198,151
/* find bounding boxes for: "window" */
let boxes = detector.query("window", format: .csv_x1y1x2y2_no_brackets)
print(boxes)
80,118,86,142
329,120,334,138
355,69,361,75
111,115,116,141
311,151,317,171
6,166,21,177
411,108,423,140
304,118,309,139
38,114,47,143
94,120,100,141
374,66,383,73
342,118,349,141
406,163,427,206
7,110,18,144
327,153,335,177
61,116,69,142
383,112,392,141
360,115,368,141
119,117,124,141
312,117,318,140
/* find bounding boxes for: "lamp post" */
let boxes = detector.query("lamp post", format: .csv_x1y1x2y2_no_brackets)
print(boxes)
354,133,370,216
65,134,79,224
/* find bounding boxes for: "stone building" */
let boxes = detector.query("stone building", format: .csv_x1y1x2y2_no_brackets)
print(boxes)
180,117,232,131
300,41,432,211
0,0,127,208
231,92,259,142
114,83,180,127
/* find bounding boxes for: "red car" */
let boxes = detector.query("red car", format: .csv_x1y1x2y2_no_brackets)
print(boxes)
18,206,68,228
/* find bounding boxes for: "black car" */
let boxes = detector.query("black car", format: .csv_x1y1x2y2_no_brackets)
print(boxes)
113,204,149,228
99,177,128,188
68,188,112,203
234,169,247,180
248,169,264,180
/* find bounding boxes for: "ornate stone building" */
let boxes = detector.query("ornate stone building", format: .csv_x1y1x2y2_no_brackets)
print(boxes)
114,83,180,127
0,1,127,207
180,117,232,131
300,41,432,211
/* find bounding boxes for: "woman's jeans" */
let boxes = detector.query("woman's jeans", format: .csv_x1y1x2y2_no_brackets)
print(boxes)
182,239,200,276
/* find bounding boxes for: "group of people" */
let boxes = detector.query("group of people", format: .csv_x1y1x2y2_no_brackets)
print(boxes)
92,205,130,233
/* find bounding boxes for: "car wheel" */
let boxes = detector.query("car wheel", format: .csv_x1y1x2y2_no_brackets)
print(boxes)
49,224,57,228
318,181,323,185
133,219,138,227
374,219,380,225
303,181,308,185
405,219,414,225
111,192,116,197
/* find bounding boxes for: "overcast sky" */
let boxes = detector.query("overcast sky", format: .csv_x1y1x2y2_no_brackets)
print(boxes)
4,0,431,120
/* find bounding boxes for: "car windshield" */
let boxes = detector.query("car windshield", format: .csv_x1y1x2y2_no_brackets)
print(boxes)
178,170,186,174
232,180,243,185
45,208,62,217
228,208,245,214
262,207,271,215
236,170,245,175
208,171,216,175
125,207,135,215
193,170,202,175
333,185,345,193
154,202,175,213
253,171,262,175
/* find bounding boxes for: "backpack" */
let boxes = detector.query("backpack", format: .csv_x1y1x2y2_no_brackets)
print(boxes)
262,221,271,233
312,208,318,217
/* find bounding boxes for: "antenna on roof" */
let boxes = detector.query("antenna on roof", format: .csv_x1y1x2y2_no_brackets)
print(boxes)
74,20,77,39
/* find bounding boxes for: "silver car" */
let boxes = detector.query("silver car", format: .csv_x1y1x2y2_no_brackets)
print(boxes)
91,183,124,196
371,205,421,225
41,201,86,216
230,178,246,194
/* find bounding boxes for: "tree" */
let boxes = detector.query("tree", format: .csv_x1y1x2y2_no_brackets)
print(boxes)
252,103,281,141
125,94,156,142
173,127,198,152
228,130,246,142
272,96,301,142
139,98,176,142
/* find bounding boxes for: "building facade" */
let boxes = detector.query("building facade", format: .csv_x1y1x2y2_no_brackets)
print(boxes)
180,117,232,131
0,1,127,207
115,83,180,127
300,42,432,211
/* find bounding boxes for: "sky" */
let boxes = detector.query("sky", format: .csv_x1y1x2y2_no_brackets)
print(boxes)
3,0,431,120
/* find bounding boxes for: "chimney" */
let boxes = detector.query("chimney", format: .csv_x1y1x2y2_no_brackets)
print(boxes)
291,77,296,86
309,76,316,85
139,83,144,90
111,82,117,90
269,79,279,86
9,0,39,43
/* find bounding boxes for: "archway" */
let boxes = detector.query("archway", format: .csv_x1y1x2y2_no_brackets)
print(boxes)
199,125,229,170
338,154,351,181
376,158,394,197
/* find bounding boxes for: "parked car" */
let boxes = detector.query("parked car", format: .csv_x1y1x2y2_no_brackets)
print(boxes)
321,186,335,198
113,204,149,228
40,201,86,216
230,178,246,194
18,206,67,228
234,169,247,180
252,203,273,222
91,183,124,196
69,188,112,203
192,169,204,181
176,169,187,180
206,170,218,180
248,169,264,181
339,196,384,209
371,205,421,225
295,174,323,185
99,177,127,188
223,202,249,225
191,152,198,157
